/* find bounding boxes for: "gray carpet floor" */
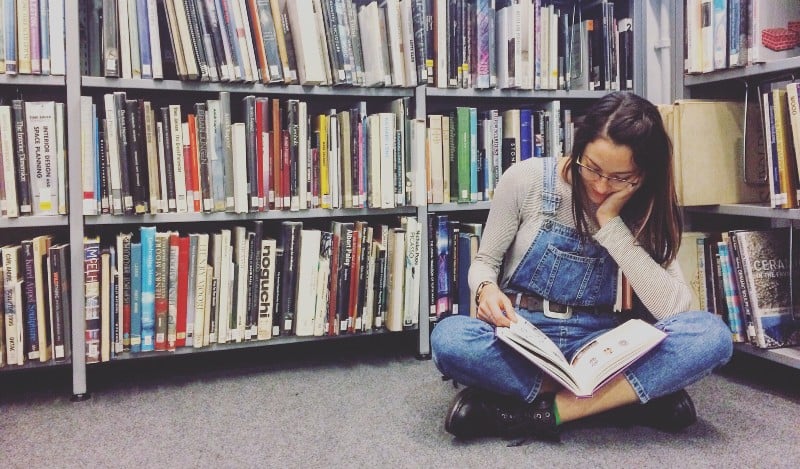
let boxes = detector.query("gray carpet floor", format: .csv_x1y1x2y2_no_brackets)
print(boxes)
1,334,799,468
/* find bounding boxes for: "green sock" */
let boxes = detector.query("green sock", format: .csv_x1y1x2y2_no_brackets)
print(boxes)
553,402,561,426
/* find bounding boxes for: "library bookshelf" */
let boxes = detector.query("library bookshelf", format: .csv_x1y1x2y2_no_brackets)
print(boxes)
0,0,642,397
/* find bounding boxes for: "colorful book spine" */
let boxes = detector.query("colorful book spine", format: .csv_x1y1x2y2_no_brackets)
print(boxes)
84,237,101,363
130,242,143,353
140,226,156,351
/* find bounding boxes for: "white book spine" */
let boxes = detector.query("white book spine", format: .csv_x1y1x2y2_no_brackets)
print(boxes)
256,238,276,340
294,229,321,336
1,106,19,217
231,123,249,213
80,96,101,215
287,0,327,85
147,0,163,79
49,0,65,75
230,227,245,342
117,0,132,78
234,0,257,81
155,122,168,212
180,122,195,212
103,94,123,214
384,0,406,87
379,113,396,208
298,101,308,210
216,230,231,343
193,234,208,348
169,105,188,212
24,101,58,215
328,112,340,209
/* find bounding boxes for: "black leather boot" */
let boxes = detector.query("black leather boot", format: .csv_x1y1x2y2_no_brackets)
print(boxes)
640,389,697,432
444,387,560,442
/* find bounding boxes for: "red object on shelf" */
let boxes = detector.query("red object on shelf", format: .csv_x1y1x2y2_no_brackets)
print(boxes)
762,28,799,52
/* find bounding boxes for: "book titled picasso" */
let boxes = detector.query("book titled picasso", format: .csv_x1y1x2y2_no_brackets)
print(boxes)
496,317,667,397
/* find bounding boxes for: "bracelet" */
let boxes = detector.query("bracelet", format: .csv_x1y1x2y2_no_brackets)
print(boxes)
475,281,495,307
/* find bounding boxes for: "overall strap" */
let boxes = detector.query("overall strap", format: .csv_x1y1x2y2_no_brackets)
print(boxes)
541,157,561,215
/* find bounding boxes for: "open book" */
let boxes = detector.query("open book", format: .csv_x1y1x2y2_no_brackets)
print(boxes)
496,317,667,397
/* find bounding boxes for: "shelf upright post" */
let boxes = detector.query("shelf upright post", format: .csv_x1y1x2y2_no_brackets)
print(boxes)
65,4,88,400
415,84,431,358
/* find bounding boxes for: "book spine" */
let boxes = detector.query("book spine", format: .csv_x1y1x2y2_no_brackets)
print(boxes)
21,240,40,360
84,239,101,363
11,100,32,214
140,226,156,351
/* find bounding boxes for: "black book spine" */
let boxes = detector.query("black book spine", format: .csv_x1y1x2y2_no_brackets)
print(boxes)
194,0,220,81
242,96,258,210
11,100,32,214
159,106,177,212
245,231,257,338
272,247,284,336
112,93,132,214
321,0,344,84
337,223,354,332
156,0,179,80
125,99,148,214
195,103,212,211
411,0,428,85
98,125,110,214
287,100,299,209
183,0,211,80
280,221,301,334
201,0,230,80
427,212,436,322
247,221,264,337
280,5,299,82
49,244,65,360
449,221,460,315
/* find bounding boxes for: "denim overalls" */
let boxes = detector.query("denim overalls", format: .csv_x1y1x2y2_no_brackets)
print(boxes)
431,158,732,403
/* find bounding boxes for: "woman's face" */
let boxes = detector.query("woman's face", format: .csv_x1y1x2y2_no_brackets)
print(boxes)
577,138,640,205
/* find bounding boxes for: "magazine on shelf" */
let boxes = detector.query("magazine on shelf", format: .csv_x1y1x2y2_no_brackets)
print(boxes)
496,317,667,397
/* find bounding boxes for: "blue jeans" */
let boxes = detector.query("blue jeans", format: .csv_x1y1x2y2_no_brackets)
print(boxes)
431,310,733,403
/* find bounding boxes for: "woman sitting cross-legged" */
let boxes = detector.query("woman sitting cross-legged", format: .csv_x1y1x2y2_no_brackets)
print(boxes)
431,92,733,442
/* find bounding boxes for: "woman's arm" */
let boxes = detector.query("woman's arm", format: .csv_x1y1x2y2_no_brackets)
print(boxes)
468,162,532,291
594,216,693,320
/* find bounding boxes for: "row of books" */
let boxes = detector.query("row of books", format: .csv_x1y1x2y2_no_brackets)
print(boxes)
1,237,70,368
678,229,800,350
685,0,800,74
758,80,800,210
81,92,422,216
426,101,572,204
0,0,66,76
79,0,633,91
0,100,68,219
84,217,420,362
427,213,482,322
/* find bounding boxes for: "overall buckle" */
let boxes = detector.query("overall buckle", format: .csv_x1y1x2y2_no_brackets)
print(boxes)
542,299,573,319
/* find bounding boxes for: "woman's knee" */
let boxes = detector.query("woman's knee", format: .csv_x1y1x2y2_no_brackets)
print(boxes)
666,311,733,368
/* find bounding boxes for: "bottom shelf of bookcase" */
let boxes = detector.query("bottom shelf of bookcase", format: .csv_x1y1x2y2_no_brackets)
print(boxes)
733,342,800,369
0,358,71,373
103,327,418,362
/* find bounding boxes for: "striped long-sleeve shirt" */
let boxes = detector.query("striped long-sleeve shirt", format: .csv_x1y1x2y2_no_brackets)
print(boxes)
468,157,692,321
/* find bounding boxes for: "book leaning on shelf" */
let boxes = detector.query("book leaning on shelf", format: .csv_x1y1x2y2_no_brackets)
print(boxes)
496,317,667,398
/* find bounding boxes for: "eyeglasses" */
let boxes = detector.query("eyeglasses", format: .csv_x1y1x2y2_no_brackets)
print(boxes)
574,160,638,190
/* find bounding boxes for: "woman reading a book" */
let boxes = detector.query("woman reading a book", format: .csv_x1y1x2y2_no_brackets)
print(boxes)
430,92,733,442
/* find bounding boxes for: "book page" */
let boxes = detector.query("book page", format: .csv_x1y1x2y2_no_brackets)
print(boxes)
570,319,667,385
500,317,570,369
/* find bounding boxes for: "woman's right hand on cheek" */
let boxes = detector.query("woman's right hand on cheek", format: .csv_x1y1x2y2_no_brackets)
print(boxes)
476,285,518,328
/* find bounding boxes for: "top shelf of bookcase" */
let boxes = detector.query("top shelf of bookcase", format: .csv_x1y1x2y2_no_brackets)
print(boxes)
80,77,416,98
0,75,65,87
684,56,800,87
425,88,609,100
684,204,800,220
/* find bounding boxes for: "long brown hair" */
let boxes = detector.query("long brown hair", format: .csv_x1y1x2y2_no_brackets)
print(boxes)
563,92,682,265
